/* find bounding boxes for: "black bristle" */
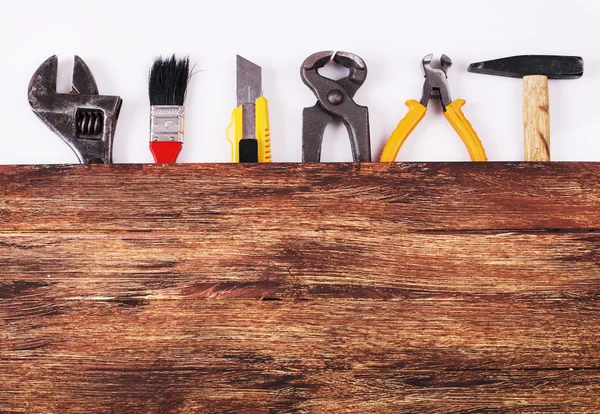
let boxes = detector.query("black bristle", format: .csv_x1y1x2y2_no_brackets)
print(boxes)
149,55,191,106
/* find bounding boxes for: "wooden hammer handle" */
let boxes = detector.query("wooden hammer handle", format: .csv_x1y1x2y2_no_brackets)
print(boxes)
523,75,551,161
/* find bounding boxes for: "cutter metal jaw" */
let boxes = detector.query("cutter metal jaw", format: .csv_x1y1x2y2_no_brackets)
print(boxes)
301,51,371,163
28,55,122,164
420,53,453,109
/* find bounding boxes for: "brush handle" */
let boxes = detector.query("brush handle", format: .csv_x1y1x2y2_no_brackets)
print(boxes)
150,142,182,164
523,75,551,162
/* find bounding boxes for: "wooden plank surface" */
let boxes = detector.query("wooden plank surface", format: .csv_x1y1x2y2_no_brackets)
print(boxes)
2,231,600,300
1,163,600,412
1,163,600,232
3,300,600,371
2,301,600,413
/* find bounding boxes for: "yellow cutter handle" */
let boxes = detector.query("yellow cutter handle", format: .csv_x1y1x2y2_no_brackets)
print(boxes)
444,99,488,162
226,97,272,163
256,96,272,163
380,100,427,162
226,105,243,163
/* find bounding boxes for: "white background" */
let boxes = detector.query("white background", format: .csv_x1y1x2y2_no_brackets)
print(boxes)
0,0,598,164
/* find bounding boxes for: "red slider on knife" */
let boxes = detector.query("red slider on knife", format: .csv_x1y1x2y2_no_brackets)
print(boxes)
148,55,192,164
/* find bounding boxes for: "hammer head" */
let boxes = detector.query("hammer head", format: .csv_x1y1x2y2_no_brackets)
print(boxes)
468,55,584,80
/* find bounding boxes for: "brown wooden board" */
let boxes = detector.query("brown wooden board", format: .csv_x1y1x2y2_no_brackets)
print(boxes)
1,162,600,412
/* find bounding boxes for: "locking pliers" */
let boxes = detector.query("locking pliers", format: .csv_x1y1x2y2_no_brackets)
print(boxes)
380,54,487,162
28,55,122,164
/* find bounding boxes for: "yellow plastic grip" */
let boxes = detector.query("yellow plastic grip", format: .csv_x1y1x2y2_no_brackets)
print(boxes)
226,105,243,163
380,100,427,162
226,97,272,163
256,96,272,163
444,99,488,162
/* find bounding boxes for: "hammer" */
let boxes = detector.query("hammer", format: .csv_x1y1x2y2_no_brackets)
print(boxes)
468,55,583,161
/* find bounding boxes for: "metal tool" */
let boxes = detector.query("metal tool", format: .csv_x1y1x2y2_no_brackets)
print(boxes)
301,51,371,163
226,55,271,163
28,55,122,164
468,55,584,161
380,54,487,162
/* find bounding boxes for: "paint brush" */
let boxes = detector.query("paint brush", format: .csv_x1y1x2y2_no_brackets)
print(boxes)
148,55,192,163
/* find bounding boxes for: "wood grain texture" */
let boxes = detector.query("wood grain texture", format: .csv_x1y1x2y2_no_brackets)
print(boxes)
2,300,600,412
1,163,600,232
2,163,600,412
2,231,600,300
3,300,600,371
524,75,551,161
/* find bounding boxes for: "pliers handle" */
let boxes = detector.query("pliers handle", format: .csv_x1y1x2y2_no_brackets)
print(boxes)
380,99,487,162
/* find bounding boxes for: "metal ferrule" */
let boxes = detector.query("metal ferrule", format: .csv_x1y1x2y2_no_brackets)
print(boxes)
150,106,184,143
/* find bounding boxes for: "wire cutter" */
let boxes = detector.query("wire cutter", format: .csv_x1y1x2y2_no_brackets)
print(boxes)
380,54,487,162
301,51,371,162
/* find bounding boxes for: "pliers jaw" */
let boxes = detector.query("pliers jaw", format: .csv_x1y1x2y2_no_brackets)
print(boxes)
301,51,367,102
28,55,122,164
420,53,453,110
301,51,371,163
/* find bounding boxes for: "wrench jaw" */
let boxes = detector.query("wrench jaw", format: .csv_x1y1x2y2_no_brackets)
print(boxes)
28,55,60,111
27,55,122,164
72,55,99,95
